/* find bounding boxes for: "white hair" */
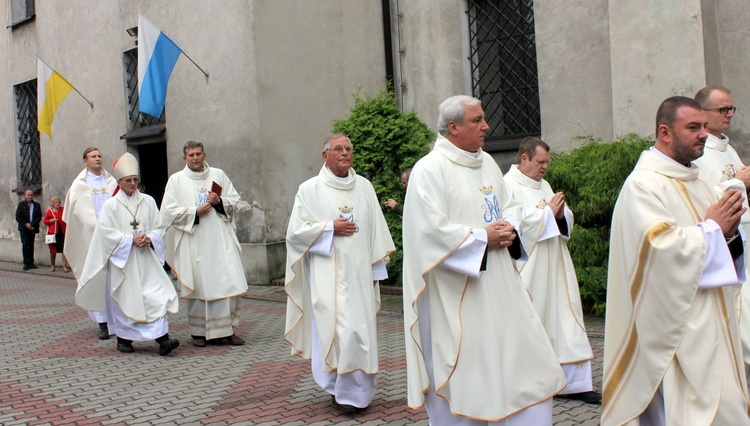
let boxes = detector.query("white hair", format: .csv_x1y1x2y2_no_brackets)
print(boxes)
323,133,352,151
437,96,482,136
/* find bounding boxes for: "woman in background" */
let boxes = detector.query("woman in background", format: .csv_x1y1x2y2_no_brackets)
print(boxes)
43,196,69,272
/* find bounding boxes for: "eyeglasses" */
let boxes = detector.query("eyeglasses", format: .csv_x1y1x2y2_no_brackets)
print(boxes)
120,177,139,183
326,146,354,154
703,106,737,115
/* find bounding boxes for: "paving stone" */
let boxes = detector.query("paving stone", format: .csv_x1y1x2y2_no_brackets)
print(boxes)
0,261,602,425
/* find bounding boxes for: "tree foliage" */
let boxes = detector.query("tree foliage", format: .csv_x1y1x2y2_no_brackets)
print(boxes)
545,134,654,314
331,88,434,285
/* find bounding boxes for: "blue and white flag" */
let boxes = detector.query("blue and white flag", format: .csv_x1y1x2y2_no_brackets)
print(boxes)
138,13,182,117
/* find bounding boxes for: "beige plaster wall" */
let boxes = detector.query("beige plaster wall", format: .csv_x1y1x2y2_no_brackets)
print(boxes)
0,0,386,284
609,0,706,138
534,0,614,150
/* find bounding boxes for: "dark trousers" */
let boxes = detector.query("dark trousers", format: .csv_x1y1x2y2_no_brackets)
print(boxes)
19,229,35,267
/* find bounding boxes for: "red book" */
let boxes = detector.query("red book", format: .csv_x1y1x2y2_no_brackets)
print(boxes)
211,181,223,197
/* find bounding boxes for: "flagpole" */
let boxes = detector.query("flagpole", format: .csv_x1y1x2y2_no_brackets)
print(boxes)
35,55,94,108
72,87,94,109
181,51,209,81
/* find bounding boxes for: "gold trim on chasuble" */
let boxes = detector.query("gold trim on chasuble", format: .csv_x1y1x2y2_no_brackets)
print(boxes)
602,221,670,407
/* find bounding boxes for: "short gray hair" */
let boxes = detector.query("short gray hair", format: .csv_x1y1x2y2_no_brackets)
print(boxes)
437,96,482,136
323,133,352,151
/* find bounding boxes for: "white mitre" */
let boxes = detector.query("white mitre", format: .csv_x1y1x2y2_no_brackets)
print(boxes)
113,152,139,180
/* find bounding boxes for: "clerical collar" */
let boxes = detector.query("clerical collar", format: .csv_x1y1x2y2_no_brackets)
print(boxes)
705,132,730,152
324,166,351,183
86,170,105,180
649,147,693,169
459,148,482,158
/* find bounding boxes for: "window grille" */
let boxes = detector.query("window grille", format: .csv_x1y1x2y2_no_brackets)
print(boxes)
123,48,165,130
467,0,540,142
14,79,41,190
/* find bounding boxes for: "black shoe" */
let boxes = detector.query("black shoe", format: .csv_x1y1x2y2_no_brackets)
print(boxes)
29,264,38,269
98,323,110,340
331,395,358,413
116,338,134,353
556,391,601,405
23,266,29,271
158,338,180,356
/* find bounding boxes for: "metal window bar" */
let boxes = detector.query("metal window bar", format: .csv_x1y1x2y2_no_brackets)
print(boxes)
124,49,165,130
14,80,41,188
468,0,541,139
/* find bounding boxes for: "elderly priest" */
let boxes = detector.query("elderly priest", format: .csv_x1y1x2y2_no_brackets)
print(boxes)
75,152,180,356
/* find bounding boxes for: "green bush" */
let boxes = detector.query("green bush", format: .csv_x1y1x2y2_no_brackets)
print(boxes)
331,88,434,285
545,134,653,315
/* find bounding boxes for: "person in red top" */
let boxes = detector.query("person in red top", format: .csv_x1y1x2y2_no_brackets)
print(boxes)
43,196,69,273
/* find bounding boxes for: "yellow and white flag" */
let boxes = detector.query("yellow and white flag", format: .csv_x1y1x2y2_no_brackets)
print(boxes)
37,58,74,139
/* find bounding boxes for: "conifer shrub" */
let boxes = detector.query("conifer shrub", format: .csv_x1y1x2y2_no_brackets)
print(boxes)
545,133,653,314
331,88,434,285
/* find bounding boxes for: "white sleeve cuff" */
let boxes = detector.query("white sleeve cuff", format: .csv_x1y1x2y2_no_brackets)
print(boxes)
441,229,488,278
309,222,334,257
372,259,388,281
110,235,133,269
697,220,742,289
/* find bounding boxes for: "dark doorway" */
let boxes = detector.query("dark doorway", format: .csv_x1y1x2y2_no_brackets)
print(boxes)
136,142,168,207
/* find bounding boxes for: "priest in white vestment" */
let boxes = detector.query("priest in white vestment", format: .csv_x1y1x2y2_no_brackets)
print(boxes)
161,141,248,347
62,147,117,340
505,137,599,404
693,85,750,383
285,134,395,413
603,96,750,425
75,153,180,356
402,95,566,426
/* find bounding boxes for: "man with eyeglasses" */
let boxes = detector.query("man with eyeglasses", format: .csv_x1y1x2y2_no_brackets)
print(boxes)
604,96,748,425
63,147,118,340
285,133,395,413
693,85,750,384
161,141,248,348
75,153,180,356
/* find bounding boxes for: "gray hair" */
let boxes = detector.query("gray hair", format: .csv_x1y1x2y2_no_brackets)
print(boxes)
437,96,482,136
323,133,352,151
183,141,205,156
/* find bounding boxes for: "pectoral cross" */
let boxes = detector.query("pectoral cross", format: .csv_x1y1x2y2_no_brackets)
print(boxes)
130,219,140,230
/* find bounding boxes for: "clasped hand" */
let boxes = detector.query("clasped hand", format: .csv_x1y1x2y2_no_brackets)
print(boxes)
133,233,151,248
485,220,515,250
706,189,746,238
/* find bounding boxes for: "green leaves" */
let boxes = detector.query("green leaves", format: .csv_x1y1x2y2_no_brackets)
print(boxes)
546,134,654,315
331,88,434,285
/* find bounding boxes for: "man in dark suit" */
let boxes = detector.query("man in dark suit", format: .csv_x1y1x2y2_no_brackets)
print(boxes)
15,189,41,270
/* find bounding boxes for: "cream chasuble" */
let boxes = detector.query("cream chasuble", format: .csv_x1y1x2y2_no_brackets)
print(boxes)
285,165,395,376
161,162,247,301
603,149,750,425
504,165,593,365
75,191,178,326
693,133,750,370
62,168,117,280
402,135,566,421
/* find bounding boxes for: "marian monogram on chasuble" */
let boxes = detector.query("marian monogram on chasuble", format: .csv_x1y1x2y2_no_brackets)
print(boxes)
721,164,736,182
480,185,502,223
338,205,359,233
195,187,209,206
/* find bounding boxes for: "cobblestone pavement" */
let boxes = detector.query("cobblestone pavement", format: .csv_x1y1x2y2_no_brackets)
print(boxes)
0,262,601,425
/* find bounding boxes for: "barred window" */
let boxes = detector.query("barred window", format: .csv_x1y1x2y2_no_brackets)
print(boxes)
467,0,540,149
14,79,41,190
123,48,165,131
